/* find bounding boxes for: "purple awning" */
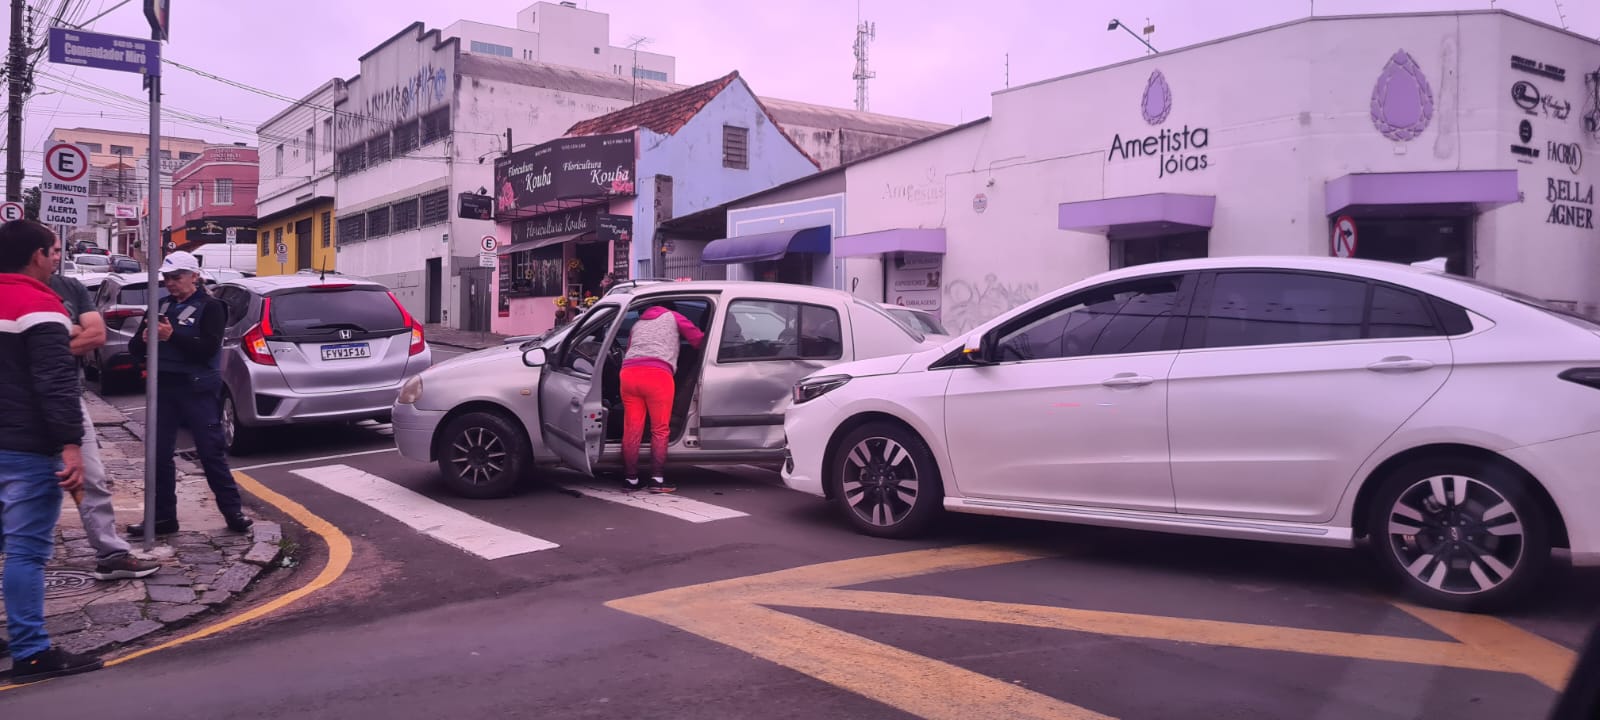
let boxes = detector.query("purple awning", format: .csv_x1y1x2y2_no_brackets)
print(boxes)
1058,193,1216,236
701,226,831,264
833,228,946,258
1324,170,1519,215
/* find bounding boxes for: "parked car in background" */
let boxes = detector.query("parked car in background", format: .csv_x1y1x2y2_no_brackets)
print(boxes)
397,281,937,498
72,253,112,273
71,240,108,256
87,272,217,394
783,255,1600,612
213,274,431,454
109,254,141,273
881,304,950,339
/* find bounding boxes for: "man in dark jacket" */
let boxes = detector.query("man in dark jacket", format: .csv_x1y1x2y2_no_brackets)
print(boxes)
0,219,104,681
127,250,251,535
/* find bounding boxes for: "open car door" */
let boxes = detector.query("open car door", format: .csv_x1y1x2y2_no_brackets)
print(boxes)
538,306,620,475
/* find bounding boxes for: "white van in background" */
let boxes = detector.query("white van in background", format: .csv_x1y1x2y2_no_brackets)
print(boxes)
190,243,257,275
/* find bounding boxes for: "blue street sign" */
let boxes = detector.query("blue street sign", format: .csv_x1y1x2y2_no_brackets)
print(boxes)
47,27,161,76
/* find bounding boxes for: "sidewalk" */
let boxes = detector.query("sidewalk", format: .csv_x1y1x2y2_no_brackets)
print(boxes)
0,393,287,673
424,323,508,351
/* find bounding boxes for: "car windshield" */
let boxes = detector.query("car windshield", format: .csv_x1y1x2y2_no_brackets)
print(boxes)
269,287,406,336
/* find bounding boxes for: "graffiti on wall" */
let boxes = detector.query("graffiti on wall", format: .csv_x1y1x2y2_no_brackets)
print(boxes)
942,274,1040,335
337,64,450,146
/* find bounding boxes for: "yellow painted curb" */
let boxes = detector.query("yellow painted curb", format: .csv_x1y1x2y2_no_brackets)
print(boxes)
1,470,351,690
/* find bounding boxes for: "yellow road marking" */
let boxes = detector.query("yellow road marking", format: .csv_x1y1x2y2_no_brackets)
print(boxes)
1,471,352,691
607,544,1581,720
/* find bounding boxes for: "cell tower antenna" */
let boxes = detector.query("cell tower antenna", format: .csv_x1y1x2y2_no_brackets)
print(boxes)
853,4,876,112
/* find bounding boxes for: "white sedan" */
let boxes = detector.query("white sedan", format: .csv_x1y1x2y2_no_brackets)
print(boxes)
782,256,1600,611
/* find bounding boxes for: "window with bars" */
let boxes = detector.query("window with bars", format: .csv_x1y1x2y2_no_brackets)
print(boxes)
421,109,450,146
260,230,270,256
366,206,391,237
367,134,392,164
321,212,332,248
420,190,449,226
337,147,366,175
393,120,420,155
392,197,420,231
337,215,365,245
722,125,749,169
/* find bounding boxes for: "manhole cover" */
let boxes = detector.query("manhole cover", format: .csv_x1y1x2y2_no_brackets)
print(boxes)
0,568,102,599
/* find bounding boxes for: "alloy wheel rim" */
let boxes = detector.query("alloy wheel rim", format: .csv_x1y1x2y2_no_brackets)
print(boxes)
449,426,508,487
841,437,919,527
1386,474,1525,595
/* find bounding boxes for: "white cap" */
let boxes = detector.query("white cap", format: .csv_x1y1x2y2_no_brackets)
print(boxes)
160,250,202,274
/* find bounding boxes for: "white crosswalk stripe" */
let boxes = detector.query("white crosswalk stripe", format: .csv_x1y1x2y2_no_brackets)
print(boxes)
291,464,559,558
562,483,751,523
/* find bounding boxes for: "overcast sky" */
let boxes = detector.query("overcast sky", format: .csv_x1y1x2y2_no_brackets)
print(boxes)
20,0,1598,183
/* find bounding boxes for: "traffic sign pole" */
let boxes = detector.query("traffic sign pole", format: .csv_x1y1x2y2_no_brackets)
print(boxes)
141,25,162,552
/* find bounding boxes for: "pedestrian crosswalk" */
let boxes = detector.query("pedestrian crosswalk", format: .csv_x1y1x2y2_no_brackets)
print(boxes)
280,462,768,560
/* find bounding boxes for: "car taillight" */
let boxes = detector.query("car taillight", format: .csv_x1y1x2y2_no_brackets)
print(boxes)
1559,367,1600,390
104,308,141,322
243,297,276,365
388,291,426,356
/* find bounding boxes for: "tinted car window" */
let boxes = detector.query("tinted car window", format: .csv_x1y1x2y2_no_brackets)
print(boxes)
996,275,1185,361
117,283,161,307
1200,272,1365,349
269,288,405,336
559,308,618,376
1368,286,1437,339
616,299,712,354
720,300,843,361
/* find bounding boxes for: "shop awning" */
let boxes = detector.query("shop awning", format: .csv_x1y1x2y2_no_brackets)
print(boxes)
1058,193,1216,237
1325,170,1519,215
701,226,831,264
497,231,593,256
833,228,946,258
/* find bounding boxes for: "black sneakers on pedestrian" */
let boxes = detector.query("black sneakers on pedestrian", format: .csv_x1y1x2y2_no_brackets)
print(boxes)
648,476,675,494
225,514,254,533
93,553,161,581
622,476,642,492
9,646,104,683
124,519,180,536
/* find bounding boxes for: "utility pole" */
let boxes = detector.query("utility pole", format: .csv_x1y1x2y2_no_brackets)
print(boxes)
7,0,27,201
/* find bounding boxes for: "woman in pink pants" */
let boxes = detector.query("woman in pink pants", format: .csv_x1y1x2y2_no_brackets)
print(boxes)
619,305,704,492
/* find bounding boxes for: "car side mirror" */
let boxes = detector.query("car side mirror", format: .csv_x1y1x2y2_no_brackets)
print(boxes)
522,346,549,368
962,334,993,364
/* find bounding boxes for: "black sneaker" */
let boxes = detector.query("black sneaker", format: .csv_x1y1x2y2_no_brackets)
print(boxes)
10,646,104,683
225,514,254,533
621,476,642,492
125,519,180,537
648,477,675,494
93,553,161,581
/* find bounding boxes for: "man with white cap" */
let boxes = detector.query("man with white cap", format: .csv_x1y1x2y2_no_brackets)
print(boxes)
126,251,251,535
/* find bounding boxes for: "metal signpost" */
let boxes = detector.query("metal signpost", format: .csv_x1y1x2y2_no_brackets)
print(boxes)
47,9,165,550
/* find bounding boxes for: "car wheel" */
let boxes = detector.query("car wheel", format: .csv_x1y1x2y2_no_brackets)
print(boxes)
1368,457,1551,612
438,411,532,499
828,422,943,539
222,393,258,456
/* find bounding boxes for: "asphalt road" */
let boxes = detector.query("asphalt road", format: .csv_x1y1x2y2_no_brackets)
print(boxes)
11,342,1595,719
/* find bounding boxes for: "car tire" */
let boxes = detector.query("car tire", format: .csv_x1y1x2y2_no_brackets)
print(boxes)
222,393,259,457
1367,456,1552,612
828,422,943,539
437,411,532,499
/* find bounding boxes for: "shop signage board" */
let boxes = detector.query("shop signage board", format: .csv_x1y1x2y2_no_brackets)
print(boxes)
493,132,636,212
1331,215,1357,258
888,251,943,313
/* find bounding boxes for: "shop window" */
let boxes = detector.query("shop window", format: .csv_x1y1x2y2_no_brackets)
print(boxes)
1112,230,1208,269
420,190,449,226
392,198,419,232
321,212,332,248
337,215,365,245
719,300,842,362
1346,214,1474,277
1199,271,1366,349
994,275,1186,362
366,206,391,237
722,125,748,169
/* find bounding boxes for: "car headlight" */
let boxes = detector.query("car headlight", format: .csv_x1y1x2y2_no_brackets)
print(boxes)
397,375,424,405
793,375,850,405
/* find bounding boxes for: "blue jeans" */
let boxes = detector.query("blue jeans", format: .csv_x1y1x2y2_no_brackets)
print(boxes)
0,450,64,660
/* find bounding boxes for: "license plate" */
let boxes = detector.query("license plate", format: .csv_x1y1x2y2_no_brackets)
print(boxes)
320,342,371,361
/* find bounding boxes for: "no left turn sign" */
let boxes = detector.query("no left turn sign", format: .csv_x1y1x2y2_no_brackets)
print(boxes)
1331,215,1357,258
0,202,24,222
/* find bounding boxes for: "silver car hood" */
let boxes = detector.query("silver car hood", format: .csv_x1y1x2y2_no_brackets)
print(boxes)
429,343,524,372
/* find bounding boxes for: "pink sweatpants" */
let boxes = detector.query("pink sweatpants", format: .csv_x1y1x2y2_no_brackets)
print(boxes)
620,366,675,478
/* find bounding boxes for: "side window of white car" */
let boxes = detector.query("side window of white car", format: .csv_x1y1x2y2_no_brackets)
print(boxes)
558,308,618,377
994,275,1186,362
1198,272,1367,349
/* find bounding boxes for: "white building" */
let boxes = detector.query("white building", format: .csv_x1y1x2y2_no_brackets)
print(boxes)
254,79,342,275
712,10,1600,335
315,3,947,331
444,1,675,83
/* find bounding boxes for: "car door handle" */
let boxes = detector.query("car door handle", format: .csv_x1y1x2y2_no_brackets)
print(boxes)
1101,373,1156,387
1367,356,1436,372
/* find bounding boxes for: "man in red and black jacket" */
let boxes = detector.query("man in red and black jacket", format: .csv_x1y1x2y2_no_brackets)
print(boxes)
0,219,103,682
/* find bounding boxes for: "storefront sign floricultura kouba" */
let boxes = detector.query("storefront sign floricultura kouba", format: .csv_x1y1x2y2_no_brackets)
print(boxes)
494,132,636,213
512,207,596,244
1546,178,1594,229
1107,70,1210,178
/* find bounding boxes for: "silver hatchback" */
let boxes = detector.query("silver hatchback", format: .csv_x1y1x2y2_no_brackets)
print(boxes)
212,275,431,454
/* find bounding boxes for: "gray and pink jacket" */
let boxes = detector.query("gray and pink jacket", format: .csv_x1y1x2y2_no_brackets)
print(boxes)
621,307,705,375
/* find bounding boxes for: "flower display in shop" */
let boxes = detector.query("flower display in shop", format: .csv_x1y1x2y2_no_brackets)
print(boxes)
568,258,583,272
554,296,569,308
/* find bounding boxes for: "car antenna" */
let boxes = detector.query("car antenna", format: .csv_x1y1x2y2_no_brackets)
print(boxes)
317,258,327,282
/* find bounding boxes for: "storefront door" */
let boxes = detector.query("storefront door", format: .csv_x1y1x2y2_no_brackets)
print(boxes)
1343,213,1474,277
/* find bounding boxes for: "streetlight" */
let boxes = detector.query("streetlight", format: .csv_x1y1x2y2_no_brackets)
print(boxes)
1108,18,1159,55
